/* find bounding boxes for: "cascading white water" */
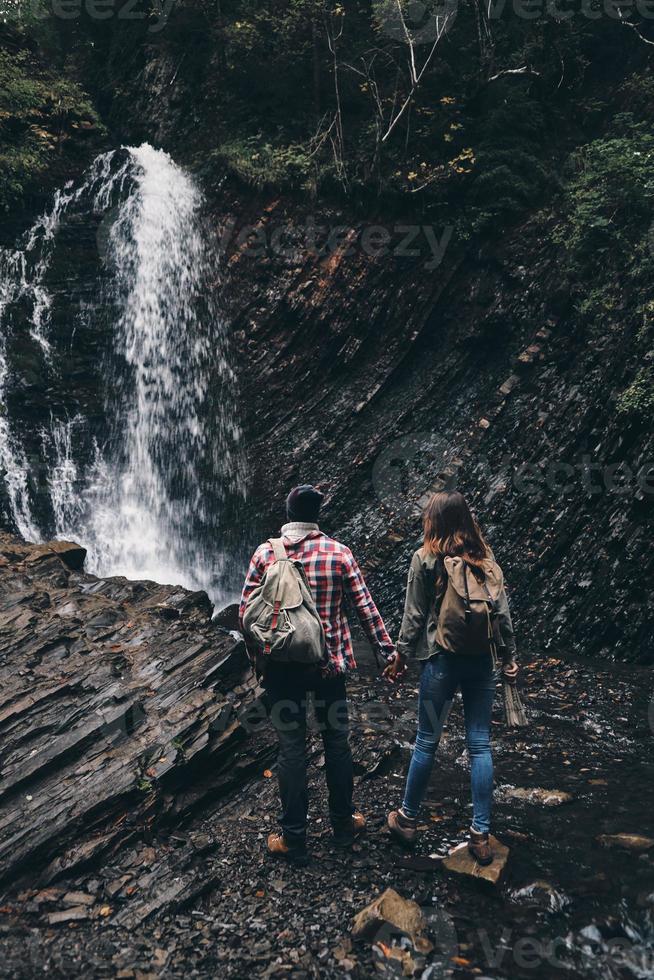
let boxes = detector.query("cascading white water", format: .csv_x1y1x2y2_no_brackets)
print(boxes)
0,251,41,541
0,151,130,542
0,144,245,599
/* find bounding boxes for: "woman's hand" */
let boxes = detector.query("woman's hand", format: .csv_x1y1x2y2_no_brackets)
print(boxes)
502,660,519,682
383,652,407,684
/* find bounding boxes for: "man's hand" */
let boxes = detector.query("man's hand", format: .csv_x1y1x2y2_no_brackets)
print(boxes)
383,652,407,684
502,660,519,682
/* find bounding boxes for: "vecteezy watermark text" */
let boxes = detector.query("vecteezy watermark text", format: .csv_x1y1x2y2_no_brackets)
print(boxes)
371,432,654,509
218,218,454,272
372,0,654,45
9,0,654,34
8,0,174,32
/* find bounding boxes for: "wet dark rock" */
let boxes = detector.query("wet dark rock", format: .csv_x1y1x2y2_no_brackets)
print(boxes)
596,833,654,852
25,540,87,572
352,888,433,953
213,603,240,631
510,880,570,912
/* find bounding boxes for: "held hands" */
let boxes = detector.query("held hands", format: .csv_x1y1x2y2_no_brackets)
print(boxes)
383,652,407,684
382,654,518,683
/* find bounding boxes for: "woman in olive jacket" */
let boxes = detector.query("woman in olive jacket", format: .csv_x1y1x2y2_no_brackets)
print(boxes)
384,490,518,865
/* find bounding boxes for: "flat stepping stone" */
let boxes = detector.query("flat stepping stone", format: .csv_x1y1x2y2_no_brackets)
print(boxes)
443,836,509,885
504,787,573,806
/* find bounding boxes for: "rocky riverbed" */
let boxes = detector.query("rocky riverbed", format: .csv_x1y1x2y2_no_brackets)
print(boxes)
1,536,653,979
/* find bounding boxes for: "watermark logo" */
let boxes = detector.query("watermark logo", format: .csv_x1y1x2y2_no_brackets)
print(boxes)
371,0,654,32
372,0,459,44
11,0,174,33
477,925,654,974
218,218,453,271
372,431,457,517
372,431,654,506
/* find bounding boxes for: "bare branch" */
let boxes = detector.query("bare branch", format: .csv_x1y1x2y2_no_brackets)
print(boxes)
394,0,418,84
381,10,454,143
616,9,654,46
487,65,541,82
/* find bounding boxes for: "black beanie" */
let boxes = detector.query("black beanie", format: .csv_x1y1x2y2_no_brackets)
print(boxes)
286,484,324,523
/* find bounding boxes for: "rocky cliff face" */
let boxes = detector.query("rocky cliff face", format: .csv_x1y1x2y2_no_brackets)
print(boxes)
218,195,653,663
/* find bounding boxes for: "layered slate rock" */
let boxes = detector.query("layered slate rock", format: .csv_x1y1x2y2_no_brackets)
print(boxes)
0,533,266,887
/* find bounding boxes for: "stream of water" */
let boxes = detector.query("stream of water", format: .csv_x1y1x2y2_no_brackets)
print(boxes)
0,144,245,600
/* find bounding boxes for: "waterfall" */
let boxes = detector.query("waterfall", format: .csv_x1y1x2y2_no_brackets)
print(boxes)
0,145,245,600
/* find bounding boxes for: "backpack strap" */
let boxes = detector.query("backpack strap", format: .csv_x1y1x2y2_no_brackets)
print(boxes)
262,539,288,655
462,564,472,622
269,538,288,562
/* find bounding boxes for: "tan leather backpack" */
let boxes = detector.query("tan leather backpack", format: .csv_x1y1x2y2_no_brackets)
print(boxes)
434,556,504,658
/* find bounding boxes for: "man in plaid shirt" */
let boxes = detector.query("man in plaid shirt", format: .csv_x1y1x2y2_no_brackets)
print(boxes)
239,484,396,864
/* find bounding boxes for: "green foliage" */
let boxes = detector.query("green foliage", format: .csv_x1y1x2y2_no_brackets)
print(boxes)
555,117,654,266
550,112,654,340
616,366,654,420
127,0,570,212
210,136,313,191
0,49,103,211
549,107,654,415
468,93,554,223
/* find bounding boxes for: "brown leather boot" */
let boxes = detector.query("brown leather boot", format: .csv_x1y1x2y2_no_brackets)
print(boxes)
267,832,308,866
387,809,418,847
333,811,366,847
468,828,493,866
352,811,366,835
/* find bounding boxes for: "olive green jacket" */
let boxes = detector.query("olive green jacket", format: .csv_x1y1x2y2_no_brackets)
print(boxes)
396,548,517,663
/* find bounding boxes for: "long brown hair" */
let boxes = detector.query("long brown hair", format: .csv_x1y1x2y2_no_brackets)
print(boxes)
423,491,490,594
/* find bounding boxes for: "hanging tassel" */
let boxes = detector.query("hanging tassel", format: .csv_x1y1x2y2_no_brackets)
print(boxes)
502,676,528,728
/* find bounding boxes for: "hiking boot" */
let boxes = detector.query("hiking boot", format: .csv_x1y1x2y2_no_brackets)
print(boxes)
387,808,418,847
267,832,309,866
468,828,493,866
333,811,366,847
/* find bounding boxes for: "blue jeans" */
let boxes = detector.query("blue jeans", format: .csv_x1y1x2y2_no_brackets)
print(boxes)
402,653,496,834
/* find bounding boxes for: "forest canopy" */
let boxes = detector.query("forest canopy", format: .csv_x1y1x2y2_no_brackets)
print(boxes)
2,0,653,222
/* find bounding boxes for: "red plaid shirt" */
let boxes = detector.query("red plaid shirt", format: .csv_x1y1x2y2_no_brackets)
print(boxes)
239,524,396,675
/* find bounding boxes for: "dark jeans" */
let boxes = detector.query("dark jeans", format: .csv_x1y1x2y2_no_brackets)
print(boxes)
263,662,354,848
402,652,496,833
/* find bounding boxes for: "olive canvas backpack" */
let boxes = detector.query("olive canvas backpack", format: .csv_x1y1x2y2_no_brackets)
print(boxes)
242,538,325,665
